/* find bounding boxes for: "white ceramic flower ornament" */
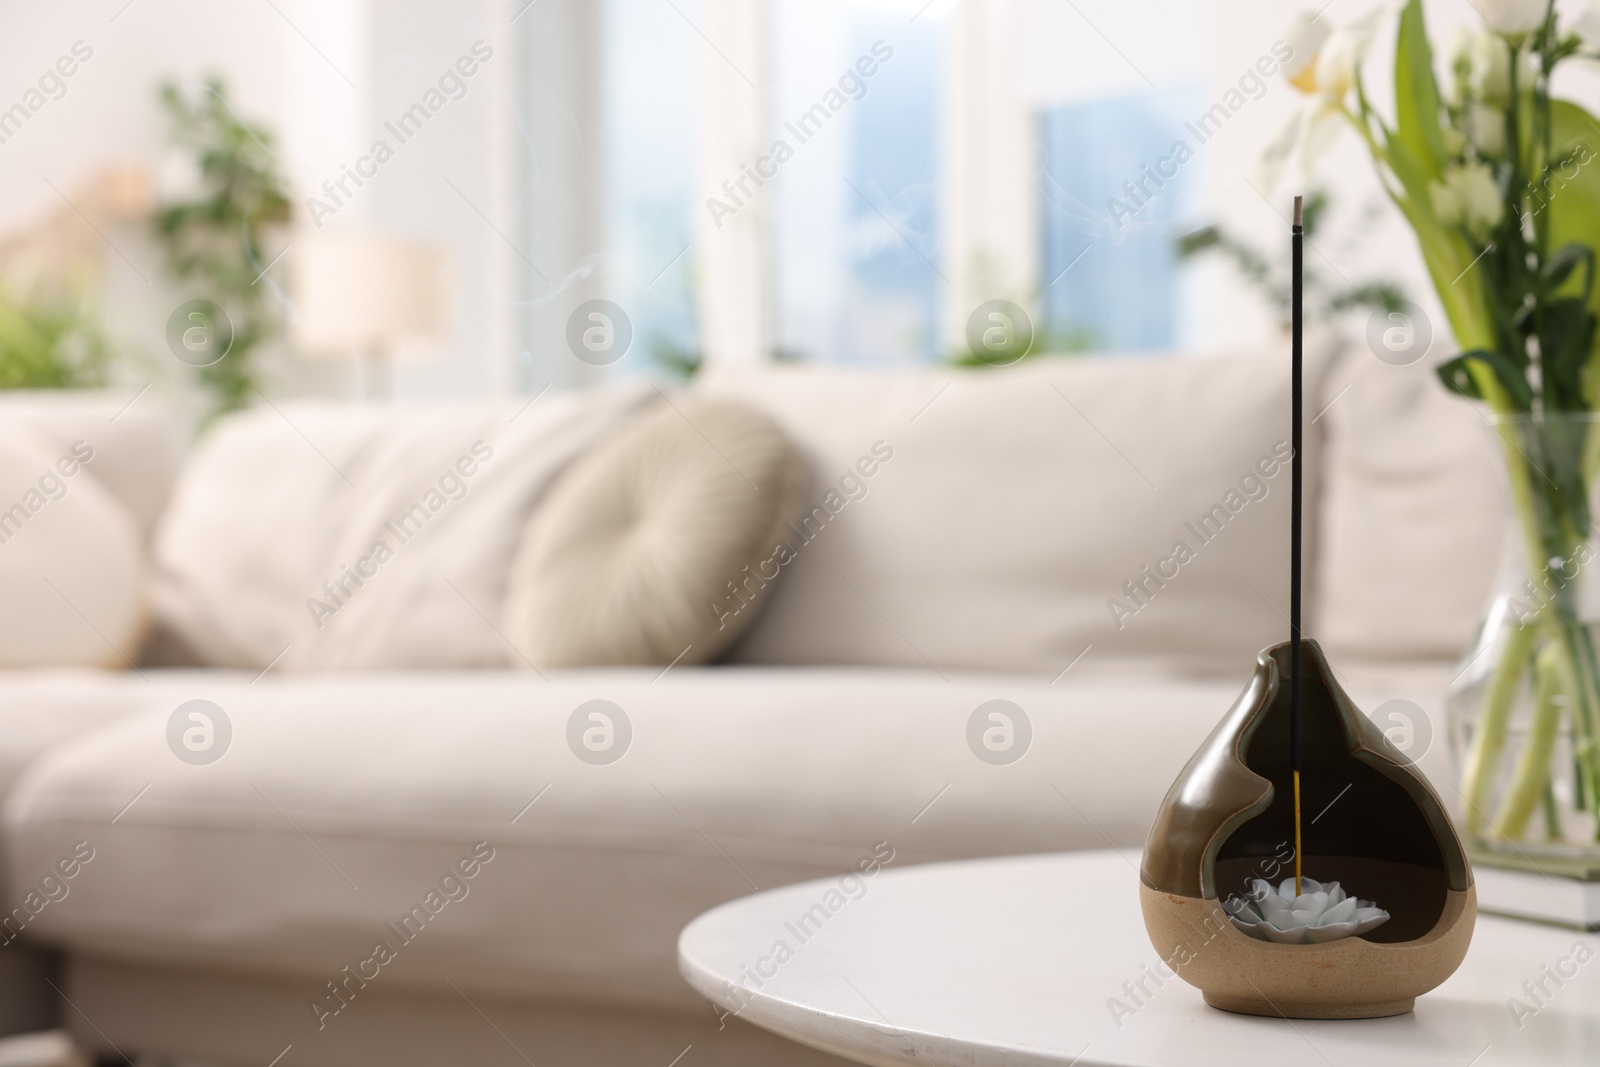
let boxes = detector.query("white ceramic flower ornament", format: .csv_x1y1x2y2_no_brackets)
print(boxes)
1223,877,1390,945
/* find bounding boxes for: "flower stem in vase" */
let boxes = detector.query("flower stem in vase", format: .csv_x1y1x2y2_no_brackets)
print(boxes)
1490,640,1567,839
1460,622,1533,836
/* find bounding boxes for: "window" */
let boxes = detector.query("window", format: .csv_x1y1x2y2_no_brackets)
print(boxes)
523,0,1217,380
603,0,698,376
769,0,945,365
1038,87,1203,352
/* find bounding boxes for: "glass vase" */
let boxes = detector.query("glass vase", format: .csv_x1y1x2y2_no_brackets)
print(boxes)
1447,414,1600,878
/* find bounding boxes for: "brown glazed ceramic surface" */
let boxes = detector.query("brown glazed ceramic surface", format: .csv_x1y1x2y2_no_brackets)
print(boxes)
1139,640,1476,1018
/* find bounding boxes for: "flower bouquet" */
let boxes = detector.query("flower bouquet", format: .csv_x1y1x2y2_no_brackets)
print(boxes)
1264,0,1600,872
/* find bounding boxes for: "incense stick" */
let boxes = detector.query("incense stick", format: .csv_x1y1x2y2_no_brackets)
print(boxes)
1291,194,1304,897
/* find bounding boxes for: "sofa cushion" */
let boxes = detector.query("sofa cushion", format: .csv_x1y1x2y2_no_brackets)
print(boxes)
0,425,144,668
1314,348,1503,661
0,668,230,897
504,397,806,667
0,662,1452,1012
150,385,653,670
697,341,1338,677
0,390,182,546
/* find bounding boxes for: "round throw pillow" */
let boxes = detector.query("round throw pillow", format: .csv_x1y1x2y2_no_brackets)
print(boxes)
0,423,144,667
504,396,806,667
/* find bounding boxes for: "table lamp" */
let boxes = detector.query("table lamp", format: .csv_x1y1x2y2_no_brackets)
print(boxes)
293,232,454,398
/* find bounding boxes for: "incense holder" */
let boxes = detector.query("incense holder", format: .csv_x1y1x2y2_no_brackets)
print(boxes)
1140,640,1475,1019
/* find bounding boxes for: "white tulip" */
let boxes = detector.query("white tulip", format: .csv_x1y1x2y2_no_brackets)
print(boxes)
1477,0,1552,36
1318,7,1387,100
1258,7,1389,191
1433,178,1464,226
1433,162,1505,237
1458,163,1506,234
1468,102,1507,156
1471,31,1512,100
1257,98,1349,192
1470,28,1538,102
1257,108,1306,193
1283,11,1333,90
1315,28,1365,100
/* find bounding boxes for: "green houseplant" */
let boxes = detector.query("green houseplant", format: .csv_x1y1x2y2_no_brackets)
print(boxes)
0,284,111,390
1266,0,1600,871
1175,189,1408,330
153,78,291,419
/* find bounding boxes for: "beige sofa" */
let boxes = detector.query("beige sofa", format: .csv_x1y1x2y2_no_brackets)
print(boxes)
0,341,1503,1065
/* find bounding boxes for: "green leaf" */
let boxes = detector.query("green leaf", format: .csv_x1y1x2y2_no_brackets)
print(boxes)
152,78,291,423
1544,101,1600,405
1299,189,1331,237
1383,172,1497,353
1175,227,1220,258
1542,243,1594,297
1437,349,1534,407
1394,0,1446,183
1541,299,1595,411
1545,102,1600,309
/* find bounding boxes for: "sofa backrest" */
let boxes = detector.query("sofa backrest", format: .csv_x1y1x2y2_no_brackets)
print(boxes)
1311,346,1502,663
698,341,1340,678
127,338,1501,675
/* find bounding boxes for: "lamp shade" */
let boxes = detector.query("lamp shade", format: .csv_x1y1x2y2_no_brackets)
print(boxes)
293,232,454,360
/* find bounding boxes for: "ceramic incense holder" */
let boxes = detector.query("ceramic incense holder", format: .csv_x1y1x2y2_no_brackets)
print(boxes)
1139,640,1476,1019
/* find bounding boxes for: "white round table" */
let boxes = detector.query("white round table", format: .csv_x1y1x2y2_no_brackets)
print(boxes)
678,850,1600,1066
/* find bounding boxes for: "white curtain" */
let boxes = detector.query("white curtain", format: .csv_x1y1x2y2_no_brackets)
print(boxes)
939,0,1038,349
694,0,771,369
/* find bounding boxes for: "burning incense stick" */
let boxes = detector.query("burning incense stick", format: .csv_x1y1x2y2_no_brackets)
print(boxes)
1291,194,1304,896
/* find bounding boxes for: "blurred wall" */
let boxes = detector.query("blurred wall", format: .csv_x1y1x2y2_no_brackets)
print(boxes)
0,0,520,403
2,0,1594,398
